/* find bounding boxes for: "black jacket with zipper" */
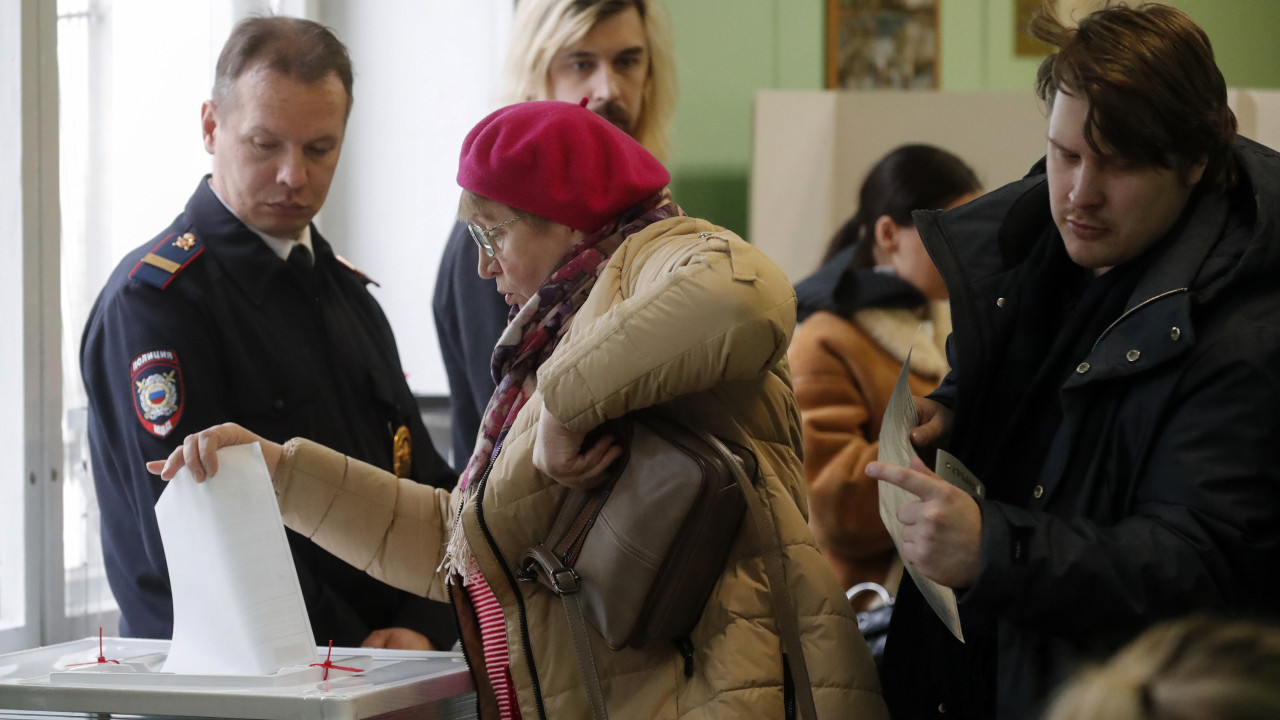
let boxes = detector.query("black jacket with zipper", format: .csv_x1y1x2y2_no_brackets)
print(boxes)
881,137,1280,719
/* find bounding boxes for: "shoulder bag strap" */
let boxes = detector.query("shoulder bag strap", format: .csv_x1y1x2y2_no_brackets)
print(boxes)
523,432,818,720
519,545,611,719
705,434,819,720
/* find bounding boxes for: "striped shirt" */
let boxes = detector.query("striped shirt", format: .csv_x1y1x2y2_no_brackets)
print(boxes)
466,571,522,719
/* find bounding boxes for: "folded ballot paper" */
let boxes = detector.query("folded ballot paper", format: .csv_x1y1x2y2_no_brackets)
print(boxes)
155,443,319,675
878,347,985,643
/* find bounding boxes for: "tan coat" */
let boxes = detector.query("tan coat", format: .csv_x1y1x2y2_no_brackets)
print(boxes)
788,305,949,606
272,216,888,719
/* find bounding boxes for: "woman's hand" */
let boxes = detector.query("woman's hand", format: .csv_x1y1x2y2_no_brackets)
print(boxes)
532,404,623,490
145,422,284,482
910,396,954,450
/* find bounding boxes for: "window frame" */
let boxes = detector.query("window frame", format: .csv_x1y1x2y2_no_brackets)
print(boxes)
0,0,62,654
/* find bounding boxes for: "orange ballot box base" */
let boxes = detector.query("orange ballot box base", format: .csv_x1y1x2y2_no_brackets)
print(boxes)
0,637,476,719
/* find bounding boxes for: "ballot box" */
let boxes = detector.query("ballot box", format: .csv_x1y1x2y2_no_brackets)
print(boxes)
0,637,476,719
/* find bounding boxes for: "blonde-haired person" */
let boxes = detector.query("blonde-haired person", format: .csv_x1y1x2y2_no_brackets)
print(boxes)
435,0,677,471
1043,615,1280,720
503,0,676,162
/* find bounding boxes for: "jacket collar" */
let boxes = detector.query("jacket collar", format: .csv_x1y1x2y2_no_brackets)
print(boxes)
854,301,951,380
1126,188,1229,309
794,247,925,323
185,176,335,305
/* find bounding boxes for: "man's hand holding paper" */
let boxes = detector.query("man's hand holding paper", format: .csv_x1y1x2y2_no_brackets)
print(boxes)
871,348,986,641
866,456,981,589
908,396,954,451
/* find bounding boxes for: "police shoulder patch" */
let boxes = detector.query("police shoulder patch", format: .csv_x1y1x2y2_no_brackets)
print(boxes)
130,349,184,438
129,232,205,289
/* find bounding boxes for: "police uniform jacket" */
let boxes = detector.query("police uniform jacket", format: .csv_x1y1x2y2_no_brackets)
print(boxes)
80,177,458,646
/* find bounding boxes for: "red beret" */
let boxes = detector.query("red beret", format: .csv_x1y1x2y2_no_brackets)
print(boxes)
457,100,671,233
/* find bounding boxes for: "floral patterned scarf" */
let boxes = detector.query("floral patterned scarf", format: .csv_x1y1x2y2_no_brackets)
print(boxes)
442,190,684,582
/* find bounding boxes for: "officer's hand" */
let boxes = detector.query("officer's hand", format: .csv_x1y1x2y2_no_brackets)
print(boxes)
532,404,622,490
145,422,284,483
866,456,982,588
361,627,435,651
910,396,954,450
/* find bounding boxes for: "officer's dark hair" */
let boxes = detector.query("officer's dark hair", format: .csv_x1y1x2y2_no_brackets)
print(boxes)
1031,1,1237,191
212,16,354,119
821,144,981,267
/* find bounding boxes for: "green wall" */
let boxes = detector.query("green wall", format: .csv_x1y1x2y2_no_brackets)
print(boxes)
666,0,824,237
667,0,1280,238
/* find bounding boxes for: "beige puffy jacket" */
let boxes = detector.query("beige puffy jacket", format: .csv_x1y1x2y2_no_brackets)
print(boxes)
272,216,888,719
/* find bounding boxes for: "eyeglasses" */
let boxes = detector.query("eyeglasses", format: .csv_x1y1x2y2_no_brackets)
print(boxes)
468,215,523,257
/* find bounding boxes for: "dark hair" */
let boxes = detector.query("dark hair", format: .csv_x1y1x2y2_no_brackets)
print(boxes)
821,144,981,266
1031,1,1236,190
212,16,354,118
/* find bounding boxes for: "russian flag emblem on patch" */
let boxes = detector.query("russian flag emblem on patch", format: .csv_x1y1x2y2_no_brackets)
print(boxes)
130,349,184,438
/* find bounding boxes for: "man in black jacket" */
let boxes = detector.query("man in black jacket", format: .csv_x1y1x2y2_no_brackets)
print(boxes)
81,16,456,650
865,4,1280,718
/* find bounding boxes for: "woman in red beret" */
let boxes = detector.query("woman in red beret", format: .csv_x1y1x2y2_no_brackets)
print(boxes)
153,100,888,720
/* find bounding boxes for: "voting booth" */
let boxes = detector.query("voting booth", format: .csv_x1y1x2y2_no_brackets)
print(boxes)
750,88,1280,283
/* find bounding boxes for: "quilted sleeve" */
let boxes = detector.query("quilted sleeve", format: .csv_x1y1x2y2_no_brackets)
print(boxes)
273,438,457,603
537,226,796,431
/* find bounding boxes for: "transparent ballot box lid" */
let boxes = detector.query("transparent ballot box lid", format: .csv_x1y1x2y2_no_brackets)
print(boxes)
0,637,475,720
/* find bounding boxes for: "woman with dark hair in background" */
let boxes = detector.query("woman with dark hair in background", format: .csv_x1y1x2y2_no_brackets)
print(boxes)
788,144,981,612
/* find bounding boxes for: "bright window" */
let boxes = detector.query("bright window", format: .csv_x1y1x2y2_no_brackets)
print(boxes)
56,0,222,643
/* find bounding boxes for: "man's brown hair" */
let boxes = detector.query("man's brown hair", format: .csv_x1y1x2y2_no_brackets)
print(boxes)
211,16,354,118
1031,1,1237,189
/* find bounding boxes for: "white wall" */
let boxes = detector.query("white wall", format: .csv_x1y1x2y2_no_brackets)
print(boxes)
1231,88,1280,153
316,0,511,396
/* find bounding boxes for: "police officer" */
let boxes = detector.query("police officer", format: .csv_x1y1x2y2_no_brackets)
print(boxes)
80,16,457,650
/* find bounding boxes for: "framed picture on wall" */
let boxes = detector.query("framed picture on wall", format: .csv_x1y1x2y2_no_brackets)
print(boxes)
1015,0,1055,56
826,0,940,90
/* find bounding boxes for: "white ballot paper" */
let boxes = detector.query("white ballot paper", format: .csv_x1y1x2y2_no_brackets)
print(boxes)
156,443,318,675
878,348,984,643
